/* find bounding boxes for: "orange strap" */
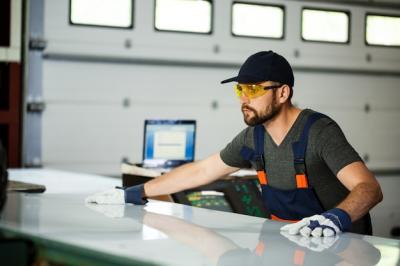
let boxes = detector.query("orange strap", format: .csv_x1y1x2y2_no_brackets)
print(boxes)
258,171,308,188
293,249,305,266
271,214,299,223
255,241,265,256
257,170,268,185
295,174,308,188
255,242,305,265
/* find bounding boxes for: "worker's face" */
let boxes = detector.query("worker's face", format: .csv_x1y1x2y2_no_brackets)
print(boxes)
238,82,283,126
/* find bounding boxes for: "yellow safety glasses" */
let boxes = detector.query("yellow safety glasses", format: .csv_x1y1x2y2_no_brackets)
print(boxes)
234,84,282,99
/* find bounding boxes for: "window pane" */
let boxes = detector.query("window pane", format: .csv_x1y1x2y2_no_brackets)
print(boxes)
70,0,133,28
302,9,349,43
232,3,284,38
155,0,212,34
366,15,400,46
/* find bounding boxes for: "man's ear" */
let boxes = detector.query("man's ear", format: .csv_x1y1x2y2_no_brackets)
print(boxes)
277,84,290,103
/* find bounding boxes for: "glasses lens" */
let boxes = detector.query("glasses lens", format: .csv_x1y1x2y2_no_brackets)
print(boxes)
250,85,267,98
234,84,273,99
234,84,243,97
245,84,264,98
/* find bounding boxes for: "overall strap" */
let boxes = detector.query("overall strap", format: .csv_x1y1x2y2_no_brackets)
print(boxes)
254,125,268,185
292,112,327,188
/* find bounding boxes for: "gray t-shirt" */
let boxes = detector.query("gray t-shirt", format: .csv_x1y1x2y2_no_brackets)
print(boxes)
220,109,371,234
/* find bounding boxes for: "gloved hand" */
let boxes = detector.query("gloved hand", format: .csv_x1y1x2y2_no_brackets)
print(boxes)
280,231,339,252
280,208,351,237
85,184,148,205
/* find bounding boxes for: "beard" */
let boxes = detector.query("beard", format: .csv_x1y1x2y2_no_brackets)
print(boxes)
241,96,281,126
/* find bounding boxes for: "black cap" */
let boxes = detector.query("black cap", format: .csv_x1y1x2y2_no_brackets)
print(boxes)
221,51,294,87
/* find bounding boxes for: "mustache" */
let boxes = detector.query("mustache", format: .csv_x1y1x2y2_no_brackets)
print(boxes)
241,104,256,113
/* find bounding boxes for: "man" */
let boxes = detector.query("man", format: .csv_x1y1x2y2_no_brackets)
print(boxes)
87,51,383,237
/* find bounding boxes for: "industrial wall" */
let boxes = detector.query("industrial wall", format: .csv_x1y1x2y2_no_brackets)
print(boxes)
28,0,400,237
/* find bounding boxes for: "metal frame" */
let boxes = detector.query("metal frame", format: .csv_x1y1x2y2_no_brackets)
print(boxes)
22,0,45,167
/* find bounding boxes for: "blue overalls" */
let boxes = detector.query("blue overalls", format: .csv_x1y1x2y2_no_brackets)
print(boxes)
240,113,326,222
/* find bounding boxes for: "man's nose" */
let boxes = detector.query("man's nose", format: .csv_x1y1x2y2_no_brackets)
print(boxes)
239,94,250,104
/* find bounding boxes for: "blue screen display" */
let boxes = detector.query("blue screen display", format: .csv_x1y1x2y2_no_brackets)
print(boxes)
143,120,196,167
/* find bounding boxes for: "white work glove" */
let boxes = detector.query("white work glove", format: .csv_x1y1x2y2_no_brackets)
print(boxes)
280,208,352,237
85,202,126,218
280,231,339,252
85,188,125,205
85,184,148,205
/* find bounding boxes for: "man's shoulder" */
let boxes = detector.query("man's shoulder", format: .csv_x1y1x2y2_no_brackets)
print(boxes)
294,109,341,145
301,109,345,146
234,126,254,145
302,109,337,130
233,125,254,138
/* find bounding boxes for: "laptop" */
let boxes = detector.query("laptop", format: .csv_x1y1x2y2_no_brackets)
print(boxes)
141,120,196,171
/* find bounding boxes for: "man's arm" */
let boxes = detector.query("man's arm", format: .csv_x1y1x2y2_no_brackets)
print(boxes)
281,120,384,237
144,152,239,197
336,161,383,222
85,153,239,205
281,160,383,237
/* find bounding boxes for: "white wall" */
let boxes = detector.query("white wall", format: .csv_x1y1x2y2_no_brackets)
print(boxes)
371,175,400,237
36,0,400,237
42,60,242,173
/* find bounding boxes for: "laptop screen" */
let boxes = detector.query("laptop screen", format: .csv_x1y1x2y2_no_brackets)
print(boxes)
143,120,196,168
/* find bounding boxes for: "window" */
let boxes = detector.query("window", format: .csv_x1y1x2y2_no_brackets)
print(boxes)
154,0,212,34
302,8,350,44
232,2,284,39
366,14,400,47
70,0,133,28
